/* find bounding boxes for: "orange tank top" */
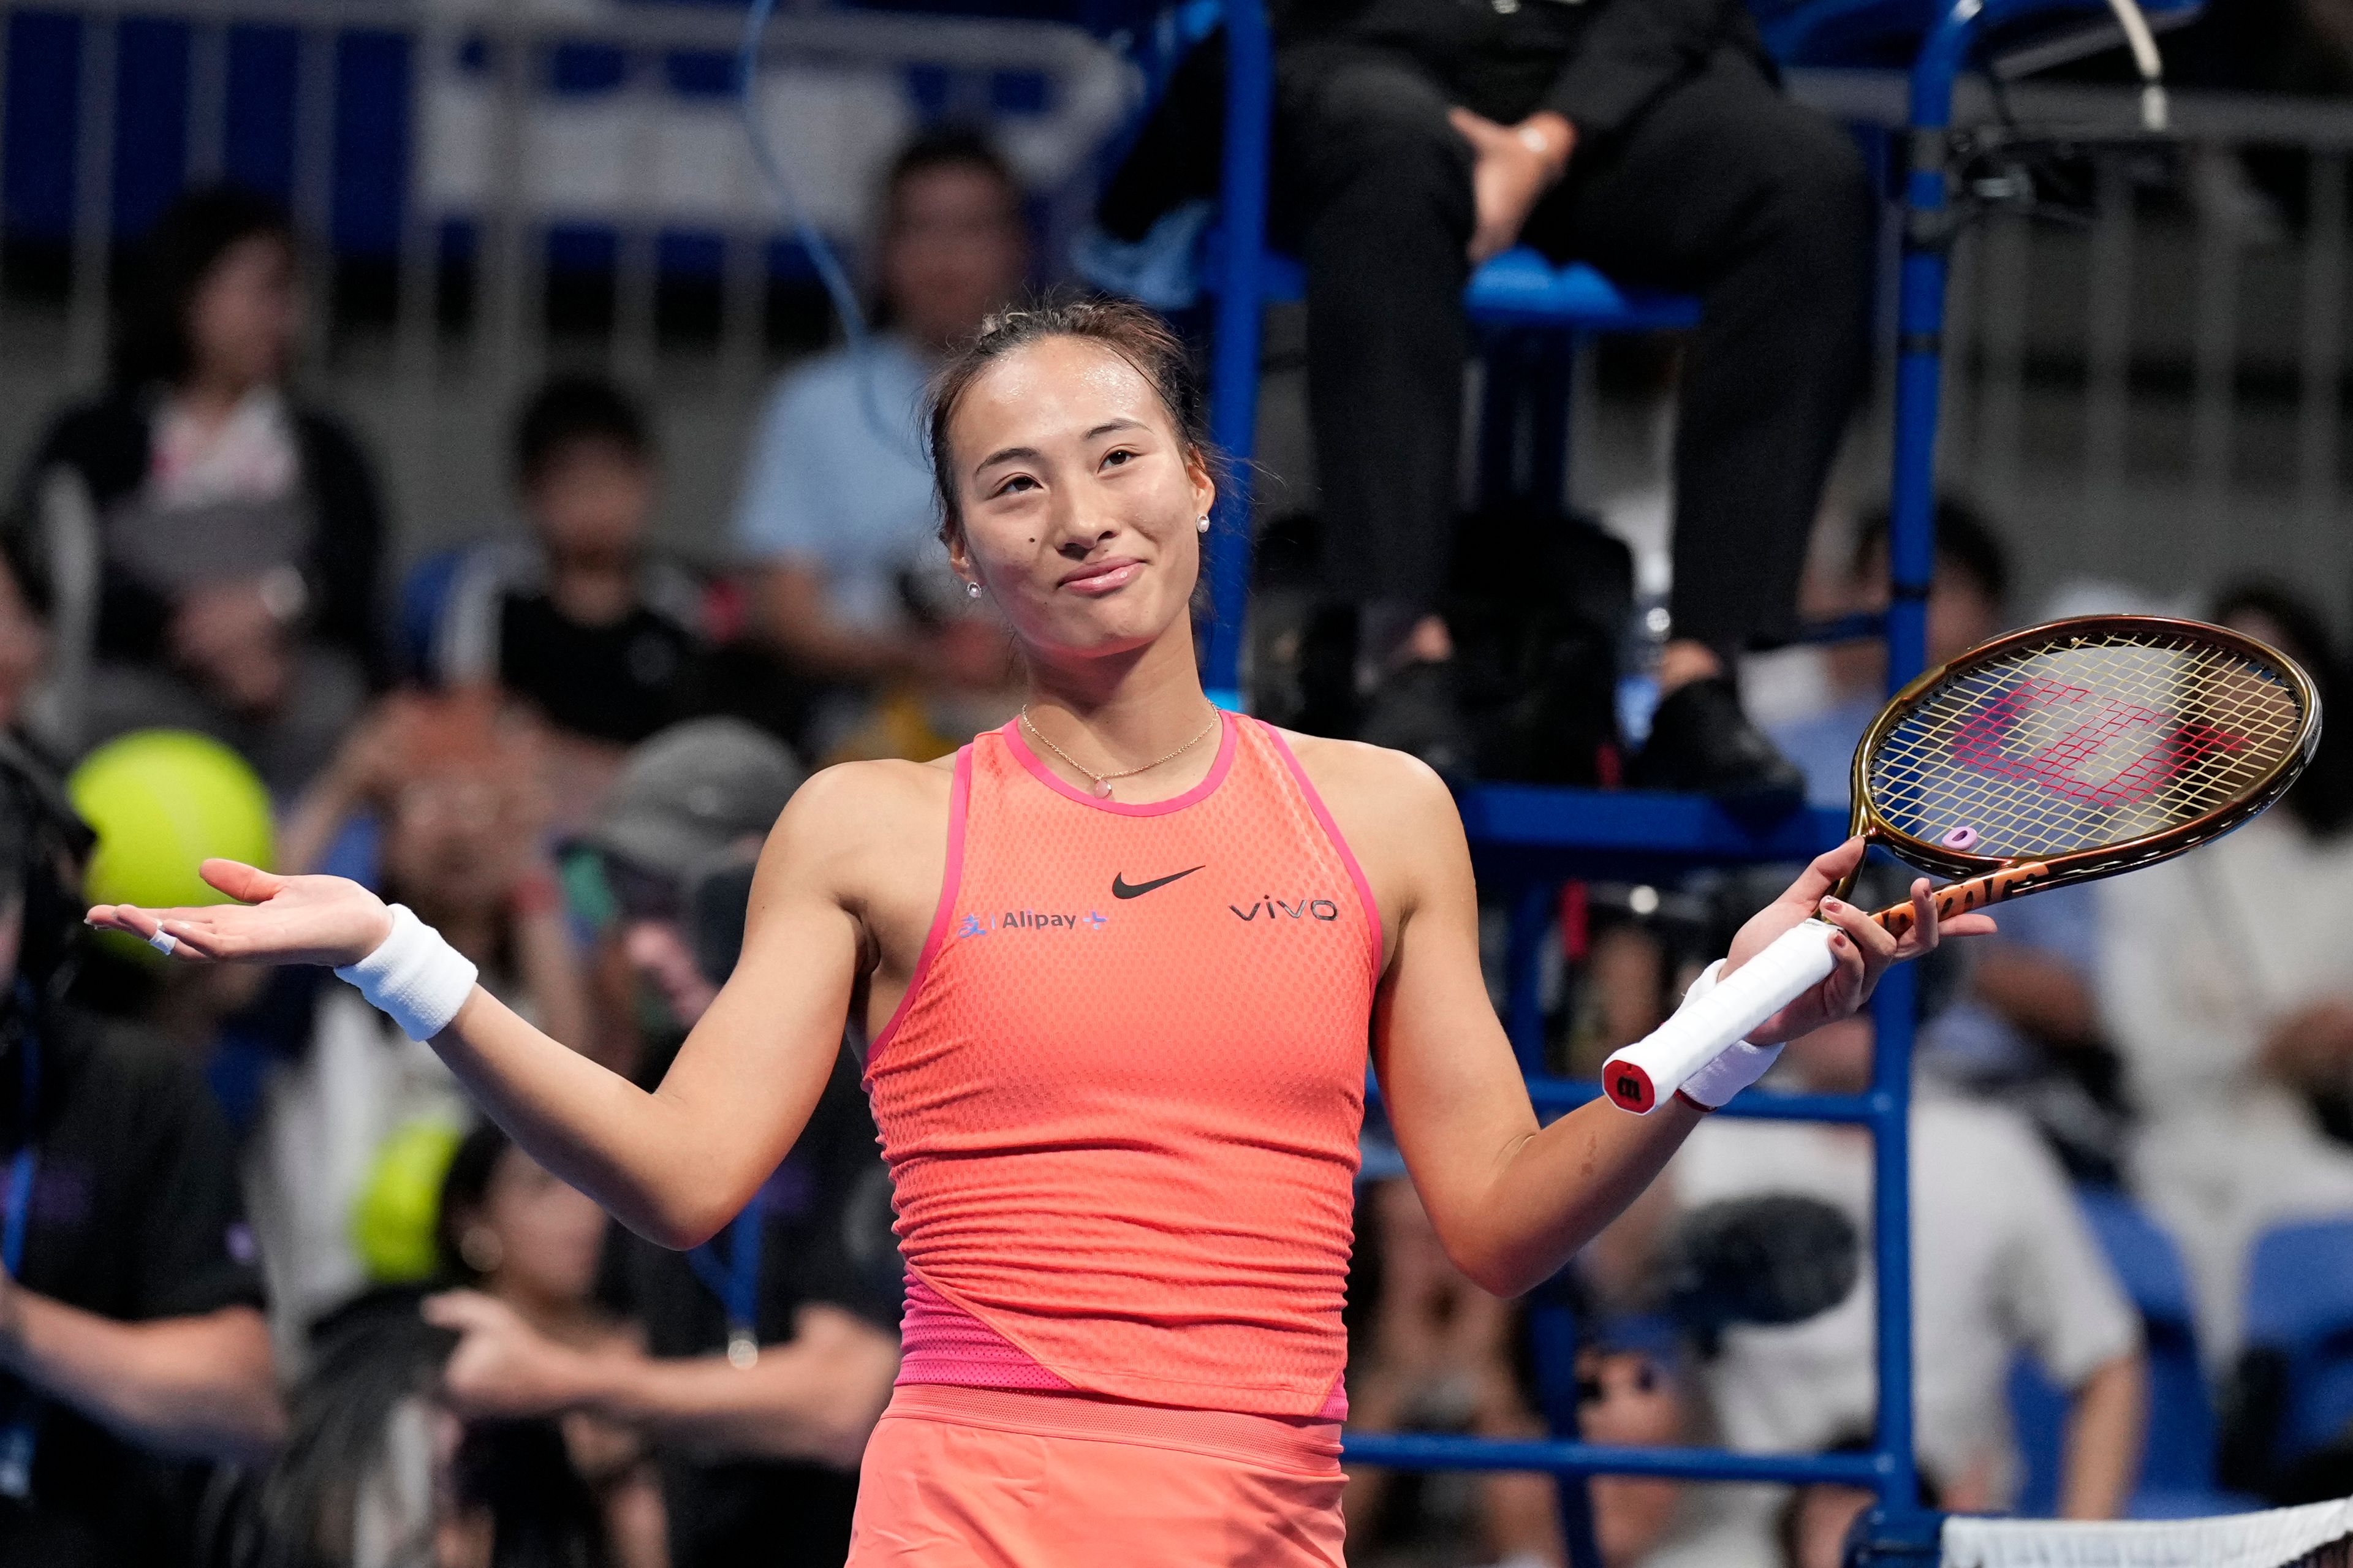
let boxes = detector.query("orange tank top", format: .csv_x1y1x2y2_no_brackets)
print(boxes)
863,713,1379,1418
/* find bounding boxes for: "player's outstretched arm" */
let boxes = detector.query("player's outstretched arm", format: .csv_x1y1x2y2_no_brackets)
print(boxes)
1313,744,1993,1298
87,764,903,1251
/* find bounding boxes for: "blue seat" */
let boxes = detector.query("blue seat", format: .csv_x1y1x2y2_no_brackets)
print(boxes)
2243,1216,2353,1468
1464,249,1702,334
2007,1186,2225,1517
1209,239,1700,335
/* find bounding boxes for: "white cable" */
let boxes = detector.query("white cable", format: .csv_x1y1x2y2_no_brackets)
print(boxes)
2099,0,2168,132
335,904,479,1042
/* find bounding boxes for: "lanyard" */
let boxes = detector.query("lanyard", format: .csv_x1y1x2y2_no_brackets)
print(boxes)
1,1032,32,1275
1,1020,41,1501
687,1203,763,1368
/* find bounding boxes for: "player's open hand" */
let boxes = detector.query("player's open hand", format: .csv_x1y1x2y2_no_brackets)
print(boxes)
86,858,394,969
1726,837,1999,1045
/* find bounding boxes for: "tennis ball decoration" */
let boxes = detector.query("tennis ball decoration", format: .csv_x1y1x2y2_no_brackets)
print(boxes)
69,729,275,964
353,1117,467,1284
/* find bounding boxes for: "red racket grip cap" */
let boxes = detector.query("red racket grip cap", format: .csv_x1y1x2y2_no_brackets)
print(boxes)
1605,1060,1656,1113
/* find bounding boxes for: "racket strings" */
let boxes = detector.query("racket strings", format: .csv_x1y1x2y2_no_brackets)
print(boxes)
1866,632,2306,862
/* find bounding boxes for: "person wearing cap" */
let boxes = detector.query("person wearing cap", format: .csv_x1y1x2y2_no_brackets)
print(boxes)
0,739,284,1567
422,718,902,1568
252,690,594,1362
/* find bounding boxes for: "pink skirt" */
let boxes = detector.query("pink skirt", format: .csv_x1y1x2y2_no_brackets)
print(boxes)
846,1384,1349,1567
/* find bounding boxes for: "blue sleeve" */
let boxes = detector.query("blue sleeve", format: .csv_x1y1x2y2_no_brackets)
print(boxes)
731,373,835,564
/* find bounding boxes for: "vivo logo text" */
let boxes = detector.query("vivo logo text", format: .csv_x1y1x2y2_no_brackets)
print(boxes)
1229,895,1342,923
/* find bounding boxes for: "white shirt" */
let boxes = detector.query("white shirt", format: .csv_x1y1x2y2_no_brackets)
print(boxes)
2098,811,2353,1119
2096,812,2353,1358
729,338,947,635
1673,1095,2140,1506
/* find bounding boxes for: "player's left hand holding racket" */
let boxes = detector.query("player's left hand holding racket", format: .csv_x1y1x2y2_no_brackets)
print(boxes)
1605,615,2323,1114
1715,836,1994,1047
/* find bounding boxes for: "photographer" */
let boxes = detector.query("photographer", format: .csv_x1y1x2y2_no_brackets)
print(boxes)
0,739,282,1566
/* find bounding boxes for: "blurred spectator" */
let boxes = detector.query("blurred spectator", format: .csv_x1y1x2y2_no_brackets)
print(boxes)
1781,1475,1874,1568
569,718,806,1075
248,692,592,1363
2099,581,2353,1361
221,1286,617,1568
1658,1014,2145,1524
425,718,901,1568
432,1124,667,1568
1105,0,1871,790
0,737,283,1567
0,559,49,738
421,375,711,825
1770,498,2013,808
5,184,383,792
732,129,1023,763
1575,1341,1692,1568
1770,1438,1931,1568
1344,1176,1563,1568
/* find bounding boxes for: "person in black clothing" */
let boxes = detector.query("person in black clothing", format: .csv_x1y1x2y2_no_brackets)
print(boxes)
1118,0,1870,792
422,375,710,762
6,184,385,793
0,737,284,1566
422,719,900,1568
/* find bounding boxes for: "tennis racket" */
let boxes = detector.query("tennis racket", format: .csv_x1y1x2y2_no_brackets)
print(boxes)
1602,614,2323,1114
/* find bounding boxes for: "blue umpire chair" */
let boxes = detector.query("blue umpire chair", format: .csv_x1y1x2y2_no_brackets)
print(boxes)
1129,0,2201,1561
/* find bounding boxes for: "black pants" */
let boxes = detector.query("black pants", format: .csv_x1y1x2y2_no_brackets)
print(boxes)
1276,41,1874,653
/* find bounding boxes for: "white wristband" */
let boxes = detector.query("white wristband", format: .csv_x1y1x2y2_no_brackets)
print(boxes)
1673,960,1786,1110
335,904,479,1042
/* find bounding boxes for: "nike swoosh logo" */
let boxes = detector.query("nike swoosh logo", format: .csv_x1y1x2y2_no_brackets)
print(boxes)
1112,866,1204,900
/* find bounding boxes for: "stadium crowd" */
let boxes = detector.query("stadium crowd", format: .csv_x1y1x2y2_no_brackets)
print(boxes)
2,9,2352,1566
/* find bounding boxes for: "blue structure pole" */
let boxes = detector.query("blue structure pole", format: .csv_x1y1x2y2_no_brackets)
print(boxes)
1862,0,1969,1526
1886,0,1972,687
1868,963,1920,1516
1201,0,1274,710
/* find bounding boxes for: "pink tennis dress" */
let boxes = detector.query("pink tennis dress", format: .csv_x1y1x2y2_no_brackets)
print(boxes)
848,713,1382,1566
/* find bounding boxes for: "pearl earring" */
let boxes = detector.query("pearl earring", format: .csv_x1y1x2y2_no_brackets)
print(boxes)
965,580,982,599
1196,515,1210,534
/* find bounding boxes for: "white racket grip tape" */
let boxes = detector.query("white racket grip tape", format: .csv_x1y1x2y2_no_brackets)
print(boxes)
1599,921,1840,1113
335,903,479,1042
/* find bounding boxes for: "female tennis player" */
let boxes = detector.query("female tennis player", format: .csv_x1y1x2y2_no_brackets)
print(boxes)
89,299,1984,1566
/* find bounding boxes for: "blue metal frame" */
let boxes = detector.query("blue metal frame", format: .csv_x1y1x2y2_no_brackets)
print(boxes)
1186,0,2126,1558
1201,0,1275,712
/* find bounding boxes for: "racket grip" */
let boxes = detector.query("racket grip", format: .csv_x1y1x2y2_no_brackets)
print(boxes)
1871,862,2053,939
1600,922,1840,1113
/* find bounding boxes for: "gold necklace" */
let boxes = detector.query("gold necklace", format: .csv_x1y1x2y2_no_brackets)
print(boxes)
1019,705,1221,799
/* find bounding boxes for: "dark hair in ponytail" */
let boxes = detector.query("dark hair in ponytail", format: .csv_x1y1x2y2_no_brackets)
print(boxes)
924,295,1216,542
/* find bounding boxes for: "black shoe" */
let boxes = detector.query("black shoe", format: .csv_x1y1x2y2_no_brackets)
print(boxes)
1358,659,1476,787
1629,676,1806,803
